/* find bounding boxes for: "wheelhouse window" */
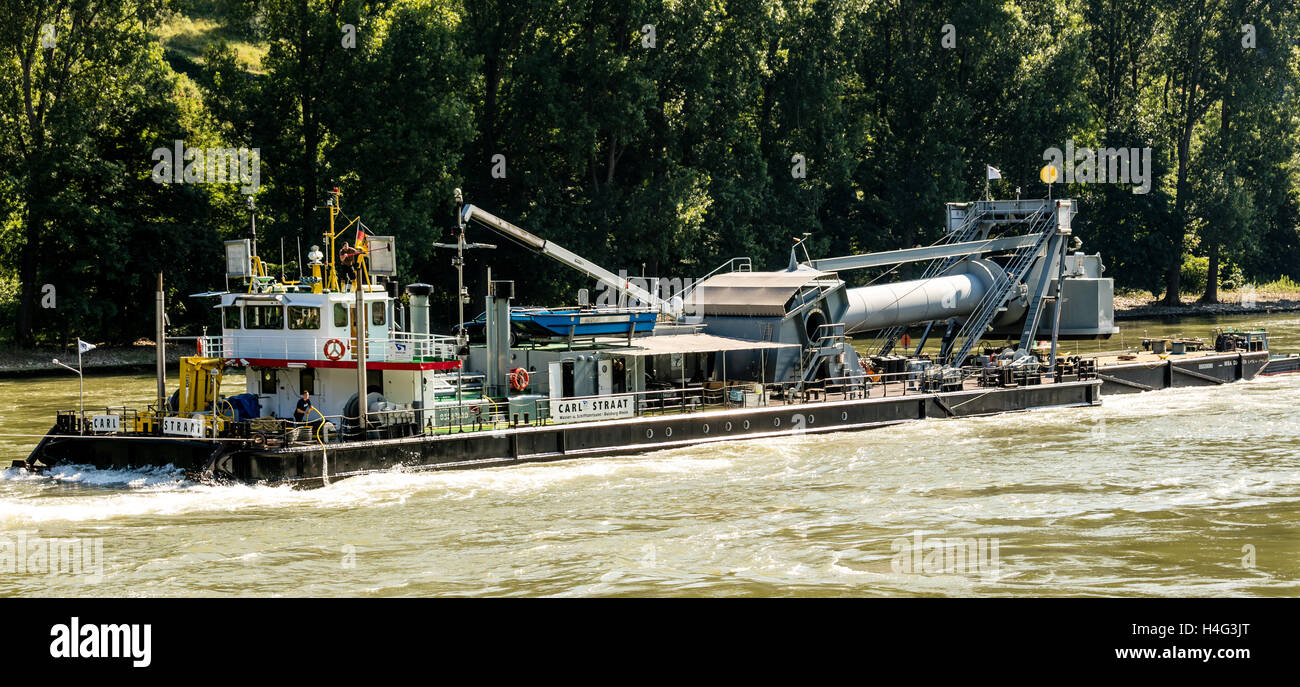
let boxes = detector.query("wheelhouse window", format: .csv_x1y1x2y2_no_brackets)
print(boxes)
289,306,320,330
333,303,348,328
244,304,283,329
223,306,240,329
371,302,386,326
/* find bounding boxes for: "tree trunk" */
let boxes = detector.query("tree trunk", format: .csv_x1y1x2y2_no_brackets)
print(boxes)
16,205,39,347
1163,127,1190,306
1201,243,1219,303
1205,67,1233,306
1163,2,1207,306
1163,125,1193,306
298,0,316,236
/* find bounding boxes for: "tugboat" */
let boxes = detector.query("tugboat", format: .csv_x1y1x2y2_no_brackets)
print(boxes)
18,193,1273,487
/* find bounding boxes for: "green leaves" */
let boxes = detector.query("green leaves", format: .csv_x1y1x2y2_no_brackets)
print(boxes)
2,0,1299,343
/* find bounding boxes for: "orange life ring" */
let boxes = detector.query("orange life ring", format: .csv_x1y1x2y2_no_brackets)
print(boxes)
509,367,530,391
323,338,346,361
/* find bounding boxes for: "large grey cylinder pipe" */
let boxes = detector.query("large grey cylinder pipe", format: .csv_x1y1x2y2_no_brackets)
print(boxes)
405,283,433,335
842,259,1009,334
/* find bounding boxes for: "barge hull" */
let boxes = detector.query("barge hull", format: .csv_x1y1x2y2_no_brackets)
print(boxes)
30,432,219,475
234,380,1101,487
1261,355,1300,376
1096,351,1268,395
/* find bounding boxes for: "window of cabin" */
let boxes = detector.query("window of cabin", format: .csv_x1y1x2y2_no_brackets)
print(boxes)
288,306,320,330
371,302,386,326
259,369,276,394
299,368,315,395
223,306,241,329
333,303,348,328
245,304,284,329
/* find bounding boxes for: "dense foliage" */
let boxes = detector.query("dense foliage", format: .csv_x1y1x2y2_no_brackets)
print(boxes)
2,0,1298,344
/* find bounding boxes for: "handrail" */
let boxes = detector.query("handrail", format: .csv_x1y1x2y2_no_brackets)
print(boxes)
680,257,754,299
200,332,457,363
48,354,1094,447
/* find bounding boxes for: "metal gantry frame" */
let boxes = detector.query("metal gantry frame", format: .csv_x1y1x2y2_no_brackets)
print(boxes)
938,200,1072,368
802,198,1074,371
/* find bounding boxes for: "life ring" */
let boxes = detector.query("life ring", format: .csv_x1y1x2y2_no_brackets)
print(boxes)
323,338,346,361
509,367,530,391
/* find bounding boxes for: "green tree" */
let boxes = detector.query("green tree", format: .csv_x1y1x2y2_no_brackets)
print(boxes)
0,0,238,344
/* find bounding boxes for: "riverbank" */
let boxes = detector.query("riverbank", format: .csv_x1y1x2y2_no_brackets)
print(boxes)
1114,291,1300,320
0,342,183,378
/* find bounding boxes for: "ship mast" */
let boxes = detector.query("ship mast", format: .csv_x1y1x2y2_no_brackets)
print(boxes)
355,248,368,435
155,272,166,413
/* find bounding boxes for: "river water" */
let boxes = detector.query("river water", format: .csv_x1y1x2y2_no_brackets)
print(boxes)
1,313,1298,597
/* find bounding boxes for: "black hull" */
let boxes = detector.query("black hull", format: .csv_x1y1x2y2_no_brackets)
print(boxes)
1261,355,1300,376
27,381,1102,488
29,431,220,475
1095,351,1269,395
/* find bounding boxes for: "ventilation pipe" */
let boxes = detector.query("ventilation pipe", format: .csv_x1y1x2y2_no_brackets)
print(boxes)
405,283,433,336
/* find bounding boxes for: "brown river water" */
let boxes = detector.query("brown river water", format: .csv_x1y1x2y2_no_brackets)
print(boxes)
1,312,1298,596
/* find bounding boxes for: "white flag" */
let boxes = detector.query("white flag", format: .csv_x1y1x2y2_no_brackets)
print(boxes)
77,339,96,354
986,165,1002,180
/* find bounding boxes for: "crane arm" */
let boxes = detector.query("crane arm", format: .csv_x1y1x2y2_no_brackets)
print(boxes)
460,204,679,317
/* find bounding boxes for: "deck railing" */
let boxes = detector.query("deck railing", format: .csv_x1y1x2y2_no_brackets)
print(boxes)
195,332,457,363
50,359,1093,447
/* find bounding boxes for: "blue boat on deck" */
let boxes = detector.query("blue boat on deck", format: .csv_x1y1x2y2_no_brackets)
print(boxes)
461,306,658,343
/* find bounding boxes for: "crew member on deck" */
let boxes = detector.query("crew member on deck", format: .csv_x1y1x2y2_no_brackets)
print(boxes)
338,242,362,289
294,391,313,424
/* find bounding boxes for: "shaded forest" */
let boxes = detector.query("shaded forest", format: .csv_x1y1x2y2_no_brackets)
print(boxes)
2,0,1298,345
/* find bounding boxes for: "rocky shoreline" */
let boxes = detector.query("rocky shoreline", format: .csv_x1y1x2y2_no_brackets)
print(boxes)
0,343,185,378
1114,293,1300,320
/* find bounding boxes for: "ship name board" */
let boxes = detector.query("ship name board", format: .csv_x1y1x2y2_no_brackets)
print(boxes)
553,395,635,424
162,417,205,438
91,415,120,433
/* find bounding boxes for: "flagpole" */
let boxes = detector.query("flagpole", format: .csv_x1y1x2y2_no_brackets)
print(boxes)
77,341,84,434
51,354,85,434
